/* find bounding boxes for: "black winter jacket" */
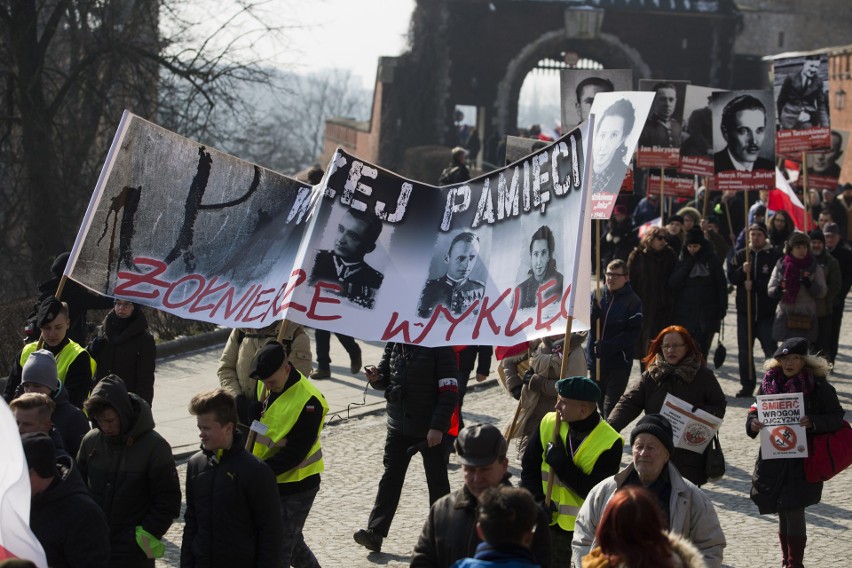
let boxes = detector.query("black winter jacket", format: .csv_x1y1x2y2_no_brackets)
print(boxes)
51,385,91,458
31,455,110,568
728,243,782,320
77,378,181,567
587,284,643,371
669,247,728,334
181,431,283,567
372,344,459,437
746,374,844,514
91,309,156,405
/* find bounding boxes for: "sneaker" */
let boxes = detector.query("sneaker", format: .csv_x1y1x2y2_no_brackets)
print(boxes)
735,389,753,398
350,354,362,375
310,368,331,380
353,528,383,552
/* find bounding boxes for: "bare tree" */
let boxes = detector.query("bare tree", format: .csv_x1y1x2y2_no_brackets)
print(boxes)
0,0,292,300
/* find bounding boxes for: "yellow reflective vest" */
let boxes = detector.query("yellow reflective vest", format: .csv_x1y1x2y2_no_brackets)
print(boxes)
20,340,96,383
253,374,328,484
539,412,622,532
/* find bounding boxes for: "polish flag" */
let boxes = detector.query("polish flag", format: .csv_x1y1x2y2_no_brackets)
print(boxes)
768,168,807,231
637,217,663,239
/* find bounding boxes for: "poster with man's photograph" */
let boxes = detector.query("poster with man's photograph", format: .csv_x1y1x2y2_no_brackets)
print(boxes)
587,91,654,219
637,79,690,168
773,52,831,155
560,69,633,130
711,90,776,191
798,129,847,191
679,85,725,176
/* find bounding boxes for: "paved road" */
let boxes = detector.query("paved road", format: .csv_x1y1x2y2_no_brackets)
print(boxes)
152,298,852,567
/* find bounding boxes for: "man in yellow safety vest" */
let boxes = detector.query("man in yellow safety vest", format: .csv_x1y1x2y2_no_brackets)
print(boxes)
248,341,328,568
519,375,623,566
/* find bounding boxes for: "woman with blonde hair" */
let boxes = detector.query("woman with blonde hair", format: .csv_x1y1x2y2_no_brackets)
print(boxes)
746,337,844,568
581,486,706,568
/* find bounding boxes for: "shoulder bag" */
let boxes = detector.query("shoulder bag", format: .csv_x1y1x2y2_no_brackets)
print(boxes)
804,420,852,483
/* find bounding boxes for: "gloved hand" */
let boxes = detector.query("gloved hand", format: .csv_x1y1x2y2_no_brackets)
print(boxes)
545,438,570,471
247,400,263,423
511,385,522,401
592,340,602,359
800,273,813,288
538,498,557,521
522,368,535,386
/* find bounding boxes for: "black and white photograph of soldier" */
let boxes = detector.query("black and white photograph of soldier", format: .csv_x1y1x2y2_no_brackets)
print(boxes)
638,79,690,149
711,90,776,174
560,69,632,130
517,225,564,310
590,97,637,195
774,53,830,131
680,85,723,159
417,231,487,319
309,207,385,309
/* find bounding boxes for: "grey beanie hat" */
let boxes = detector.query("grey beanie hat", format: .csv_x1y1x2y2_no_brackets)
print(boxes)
21,349,59,392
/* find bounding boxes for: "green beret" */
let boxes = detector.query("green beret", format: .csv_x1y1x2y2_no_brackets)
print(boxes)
555,376,600,402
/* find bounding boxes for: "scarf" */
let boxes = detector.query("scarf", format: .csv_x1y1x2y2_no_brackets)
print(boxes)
646,352,702,385
761,365,815,396
782,253,813,304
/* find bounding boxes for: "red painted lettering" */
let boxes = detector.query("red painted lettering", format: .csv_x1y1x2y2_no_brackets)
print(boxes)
114,257,169,299
505,288,533,336
188,276,231,314
162,274,205,309
306,283,343,321
242,287,276,322
277,269,308,314
472,288,510,339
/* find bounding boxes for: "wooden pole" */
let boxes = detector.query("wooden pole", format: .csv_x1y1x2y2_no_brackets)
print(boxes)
801,152,811,232
723,199,735,248
659,168,665,221
744,197,754,388
595,221,602,383
546,316,574,507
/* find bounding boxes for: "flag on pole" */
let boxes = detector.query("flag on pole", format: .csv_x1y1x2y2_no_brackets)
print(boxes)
768,168,806,230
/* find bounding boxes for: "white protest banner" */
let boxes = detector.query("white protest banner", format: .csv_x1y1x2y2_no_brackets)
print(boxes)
756,393,808,459
67,111,597,347
660,393,722,454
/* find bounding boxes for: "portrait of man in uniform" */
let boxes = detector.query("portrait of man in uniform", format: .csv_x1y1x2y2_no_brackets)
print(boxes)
417,232,485,318
309,208,384,309
639,81,684,149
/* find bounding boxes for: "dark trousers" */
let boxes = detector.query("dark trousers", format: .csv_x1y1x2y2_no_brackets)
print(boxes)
367,429,450,537
314,329,360,369
829,302,844,363
593,364,631,420
815,314,834,362
455,346,492,431
736,314,776,390
549,526,573,568
279,485,321,568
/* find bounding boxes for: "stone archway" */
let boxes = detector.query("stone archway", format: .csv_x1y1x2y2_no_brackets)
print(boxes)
495,31,651,137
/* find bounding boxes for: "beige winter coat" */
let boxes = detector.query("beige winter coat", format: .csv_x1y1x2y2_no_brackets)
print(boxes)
217,320,312,400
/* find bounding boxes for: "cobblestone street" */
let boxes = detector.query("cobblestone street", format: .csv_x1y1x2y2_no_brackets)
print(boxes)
155,298,852,567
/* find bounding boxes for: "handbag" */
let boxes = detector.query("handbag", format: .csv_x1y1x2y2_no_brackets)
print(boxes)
713,323,727,370
786,313,812,330
705,434,726,482
804,420,852,483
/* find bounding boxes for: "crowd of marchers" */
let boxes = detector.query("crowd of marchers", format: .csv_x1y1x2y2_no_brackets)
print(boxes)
4,179,851,567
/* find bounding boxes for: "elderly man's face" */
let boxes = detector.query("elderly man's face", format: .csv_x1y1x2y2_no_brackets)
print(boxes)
463,457,509,497
726,109,766,164
632,433,670,484
654,88,677,120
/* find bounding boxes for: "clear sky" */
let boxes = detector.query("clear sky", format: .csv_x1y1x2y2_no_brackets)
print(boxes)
278,1,416,88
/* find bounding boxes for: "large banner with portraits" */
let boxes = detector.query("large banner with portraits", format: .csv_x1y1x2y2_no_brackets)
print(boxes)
772,52,831,156
67,112,594,347
711,90,776,191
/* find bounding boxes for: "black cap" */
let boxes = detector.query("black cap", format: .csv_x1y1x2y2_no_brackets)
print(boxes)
705,213,720,226
773,337,809,359
753,205,767,217
36,297,64,328
21,432,56,479
809,229,825,243
823,222,840,236
630,414,674,455
250,342,287,380
454,423,508,467
685,227,706,246
667,214,684,225
749,222,768,237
